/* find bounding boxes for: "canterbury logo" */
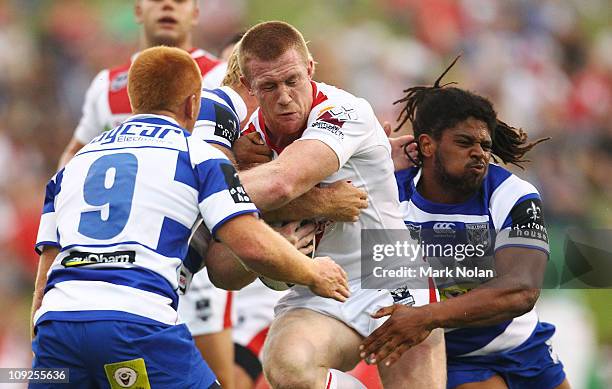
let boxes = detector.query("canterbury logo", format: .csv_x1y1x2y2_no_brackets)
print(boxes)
433,222,456,232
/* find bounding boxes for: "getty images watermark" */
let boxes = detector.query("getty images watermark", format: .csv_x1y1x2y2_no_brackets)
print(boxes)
360,227,612,290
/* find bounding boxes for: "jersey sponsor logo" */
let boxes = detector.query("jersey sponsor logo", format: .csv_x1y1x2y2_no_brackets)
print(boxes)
433,222,455,231
465,222,491,250
508,198,548,243
220,164,251,203
318,105,358,122
315,105,358,129
312,121,345,140
213,104,238,144
110,71,129,92
62,250,136,267
92,123,183,145
433,222,456,238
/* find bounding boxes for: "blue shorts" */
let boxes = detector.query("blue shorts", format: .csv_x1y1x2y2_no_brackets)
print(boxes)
447,323,566,389
31,320,218,389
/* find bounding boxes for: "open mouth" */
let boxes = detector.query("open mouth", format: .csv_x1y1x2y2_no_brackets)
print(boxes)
157,16,178,27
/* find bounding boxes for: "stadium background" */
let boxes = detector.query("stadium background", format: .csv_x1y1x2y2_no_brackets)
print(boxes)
0,0,609,387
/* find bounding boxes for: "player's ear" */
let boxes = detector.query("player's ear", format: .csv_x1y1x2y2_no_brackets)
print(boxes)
185,93,199,122
134,0,144,24
240,76,254,96
191,1,199,27
306,58,314,79
419,134,435,158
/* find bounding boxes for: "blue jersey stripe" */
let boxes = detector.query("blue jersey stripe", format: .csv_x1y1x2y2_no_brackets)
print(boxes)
173,150,198,191
207,88,236,114
195,158,233,203
42,169,64,214
156,217,191,260
45,266,179,309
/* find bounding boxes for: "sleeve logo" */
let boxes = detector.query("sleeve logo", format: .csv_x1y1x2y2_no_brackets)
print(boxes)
526,201,541,221
220,163,252,203
508,198,548,243
213,104,239,144
110,71,129,92
316,105,358,124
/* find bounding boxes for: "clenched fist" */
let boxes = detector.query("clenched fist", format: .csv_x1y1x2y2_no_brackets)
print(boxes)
320,181,368,222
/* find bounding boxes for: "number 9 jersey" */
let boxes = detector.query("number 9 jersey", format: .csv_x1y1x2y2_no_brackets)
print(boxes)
33,114,258,328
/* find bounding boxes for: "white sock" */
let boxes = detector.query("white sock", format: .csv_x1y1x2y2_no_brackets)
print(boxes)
325,369,367,389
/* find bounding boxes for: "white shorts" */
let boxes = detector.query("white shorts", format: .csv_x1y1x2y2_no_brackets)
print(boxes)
178,270,235,336
274,279,437,337
233,280,287,358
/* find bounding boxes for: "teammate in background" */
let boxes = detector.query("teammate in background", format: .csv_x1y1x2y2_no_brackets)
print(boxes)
360,60,571,389
225,21,445,389
31,46,349,389
55,0,236,385
58,0,226,168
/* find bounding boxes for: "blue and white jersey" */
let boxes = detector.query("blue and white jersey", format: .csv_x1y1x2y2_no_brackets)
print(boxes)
192,86,246,150
34,114,258,328
396,164,551,358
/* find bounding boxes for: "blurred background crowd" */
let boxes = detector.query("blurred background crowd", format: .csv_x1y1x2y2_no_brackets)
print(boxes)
0,0,609,387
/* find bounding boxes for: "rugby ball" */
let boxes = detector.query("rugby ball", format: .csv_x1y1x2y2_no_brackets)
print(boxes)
259,276,294,291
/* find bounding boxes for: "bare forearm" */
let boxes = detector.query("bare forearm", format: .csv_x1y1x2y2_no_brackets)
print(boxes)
239,162,293,211
239,140,340,212
424,280,539,329
217,215,316,287
263,186,328,222
236,224,316,285
32,247,58,338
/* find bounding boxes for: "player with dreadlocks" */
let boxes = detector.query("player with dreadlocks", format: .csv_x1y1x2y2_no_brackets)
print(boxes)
360,57,570,389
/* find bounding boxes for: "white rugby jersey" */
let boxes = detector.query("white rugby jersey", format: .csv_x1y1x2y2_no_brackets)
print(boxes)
396,164,551,357
242,81,410,280
74,49,227,144
192,86,246,149
35,114,257,327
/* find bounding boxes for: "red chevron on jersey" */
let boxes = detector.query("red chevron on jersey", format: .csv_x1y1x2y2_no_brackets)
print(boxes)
311,81,328,108
108,62,132,114
107,49,223,115
192,48,222,76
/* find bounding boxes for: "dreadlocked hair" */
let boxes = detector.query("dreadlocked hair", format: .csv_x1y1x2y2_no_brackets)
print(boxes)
394,56,549,169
